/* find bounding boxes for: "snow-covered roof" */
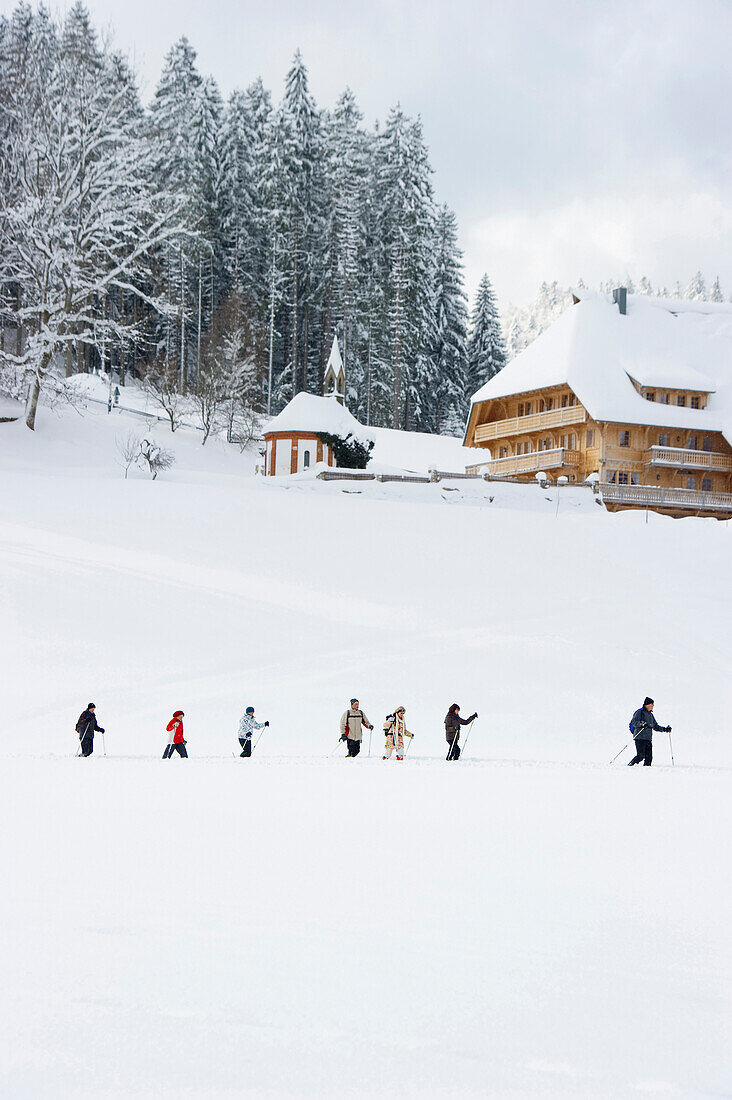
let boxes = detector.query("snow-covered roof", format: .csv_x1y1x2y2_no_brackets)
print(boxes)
264,392,369,440
470,294,732,443
324,335,344,378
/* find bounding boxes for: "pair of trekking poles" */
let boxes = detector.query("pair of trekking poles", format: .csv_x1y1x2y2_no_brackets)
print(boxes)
610,730,675,766
76,731,107,756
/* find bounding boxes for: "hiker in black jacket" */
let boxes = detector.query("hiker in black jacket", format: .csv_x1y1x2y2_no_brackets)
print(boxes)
445,703,478,761
628,697,671,766
76,703,104,757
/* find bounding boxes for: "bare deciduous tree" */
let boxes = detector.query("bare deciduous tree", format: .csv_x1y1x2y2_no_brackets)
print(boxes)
141,360,185,432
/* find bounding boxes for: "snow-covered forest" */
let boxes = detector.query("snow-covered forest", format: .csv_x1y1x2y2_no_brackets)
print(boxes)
0,2,509,435
503,271,728,360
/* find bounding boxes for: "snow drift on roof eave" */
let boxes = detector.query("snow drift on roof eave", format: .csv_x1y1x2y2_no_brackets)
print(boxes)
264,392,372,441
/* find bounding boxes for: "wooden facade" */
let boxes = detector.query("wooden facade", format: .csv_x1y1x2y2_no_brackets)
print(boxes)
465,383,732,519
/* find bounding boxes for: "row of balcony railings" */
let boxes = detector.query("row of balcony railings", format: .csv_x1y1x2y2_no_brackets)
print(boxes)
473,405,587,443
648,446,732,471
466,448,580,477
600,482,732,512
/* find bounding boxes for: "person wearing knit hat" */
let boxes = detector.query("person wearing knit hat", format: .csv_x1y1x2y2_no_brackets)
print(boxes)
75,703,105,757
383,706,413,761
237,706,268,757
163,710,187,759
339,698,373,757
628,697,671,766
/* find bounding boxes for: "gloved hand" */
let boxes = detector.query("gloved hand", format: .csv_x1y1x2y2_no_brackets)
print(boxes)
665,726,672,733
99,727,105,733
409,733,414,738
368,724,374,731
340,733,348,741
470,713,478,721
264,721,270,727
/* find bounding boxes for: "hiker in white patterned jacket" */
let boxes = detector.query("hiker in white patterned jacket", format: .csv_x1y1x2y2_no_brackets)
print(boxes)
238,706,269,757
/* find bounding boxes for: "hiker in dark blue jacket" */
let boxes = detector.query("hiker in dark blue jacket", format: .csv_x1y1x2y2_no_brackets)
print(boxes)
628,697,671,766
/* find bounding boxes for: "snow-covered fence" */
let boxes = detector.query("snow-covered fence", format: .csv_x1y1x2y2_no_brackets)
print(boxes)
316,469,376,482
428,469,483,482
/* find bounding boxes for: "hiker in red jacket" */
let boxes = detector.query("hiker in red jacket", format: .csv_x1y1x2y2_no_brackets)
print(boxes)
163,710,188,758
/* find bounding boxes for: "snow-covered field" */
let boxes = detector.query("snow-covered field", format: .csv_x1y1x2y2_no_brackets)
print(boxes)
1,395,730,1098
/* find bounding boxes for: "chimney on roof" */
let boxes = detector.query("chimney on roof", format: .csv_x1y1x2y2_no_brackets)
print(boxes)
613,287,627,315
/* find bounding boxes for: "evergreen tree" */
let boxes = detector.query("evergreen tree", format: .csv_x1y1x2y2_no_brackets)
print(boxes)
430,204,468,434
685,271,707,300
374,106,435,429
467,274,506,399
710,276,724,303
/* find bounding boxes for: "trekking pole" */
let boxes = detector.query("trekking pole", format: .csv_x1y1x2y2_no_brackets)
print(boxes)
330,737,346,757
610,743,629,764
368,725,372,758
253,725,268,752
668,730,675,767
460,718,477,760
403,733,415,758
102,731,107,756
447,728,460,761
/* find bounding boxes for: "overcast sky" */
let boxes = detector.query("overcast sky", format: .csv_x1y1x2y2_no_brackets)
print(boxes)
12,0,732,306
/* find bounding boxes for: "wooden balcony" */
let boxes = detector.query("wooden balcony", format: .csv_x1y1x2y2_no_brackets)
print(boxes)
473,405,587,443
471,448,581,477
648,446,732,473
600,482,732,514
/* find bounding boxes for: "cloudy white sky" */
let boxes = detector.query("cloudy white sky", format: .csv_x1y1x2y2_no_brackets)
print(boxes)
13,0,732,306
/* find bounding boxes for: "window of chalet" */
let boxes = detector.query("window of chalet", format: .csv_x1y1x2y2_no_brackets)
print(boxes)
586,429,594,447
702,437,712,452
631,473,641,485
526,402,532,415
619,430,630,447
539,400,545,412
517,403,523,416
499,446,508,458
547,398,553,410
646,392,655,401
608,471,616,483
568,394,575,406
702,478,712,492
618,472,629,485
660,394,670,404
569,434,575,449
658,433,669,447
686,476,696,490
561,395,568,408
677,394,686,406
691,396,700,409
687,436,698,450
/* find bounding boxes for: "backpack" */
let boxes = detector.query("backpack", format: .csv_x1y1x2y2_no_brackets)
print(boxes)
629,716,635,734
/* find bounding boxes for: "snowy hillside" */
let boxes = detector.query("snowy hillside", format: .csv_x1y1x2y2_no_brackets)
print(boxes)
1,398,730,1098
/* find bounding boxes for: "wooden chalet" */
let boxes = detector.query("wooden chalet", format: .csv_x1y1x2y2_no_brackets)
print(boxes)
464,290,732,519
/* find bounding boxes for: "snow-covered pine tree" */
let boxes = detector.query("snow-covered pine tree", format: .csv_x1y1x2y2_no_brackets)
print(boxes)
710,276,724,303
374,106,435,429
429,204,469,434
466,273,506,400
685,271,707,301
321,88,370,411
277,51,324,399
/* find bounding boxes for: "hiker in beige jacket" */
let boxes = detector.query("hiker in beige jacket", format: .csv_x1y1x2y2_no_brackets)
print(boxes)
383,706,413,760
339,698,373,757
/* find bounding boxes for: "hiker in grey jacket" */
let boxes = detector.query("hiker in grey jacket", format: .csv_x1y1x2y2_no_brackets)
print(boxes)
238,706,268,758
339,698,373,757
628,697,671,767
